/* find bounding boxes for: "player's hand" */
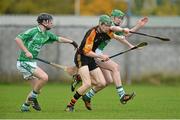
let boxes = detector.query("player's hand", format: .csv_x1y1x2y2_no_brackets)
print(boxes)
71,41,78,50
137,17,148,27
25,51,33,58
99,54,109,62
129,44,135,49
123,28,130,34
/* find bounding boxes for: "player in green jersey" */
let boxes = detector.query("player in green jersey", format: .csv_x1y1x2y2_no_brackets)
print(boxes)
71,9,148,110
15,13,78,112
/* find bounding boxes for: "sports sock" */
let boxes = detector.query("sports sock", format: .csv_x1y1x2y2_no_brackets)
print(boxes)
30,90,38,98
23,103,30,107
68,91,81,106
116,86,125,99
85,88,96,99
22,103,30,110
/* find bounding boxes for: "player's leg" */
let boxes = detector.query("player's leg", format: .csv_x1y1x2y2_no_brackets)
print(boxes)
17,61,38,112
20,77,37,111
82,67,106,110
64,65,82,92
96,59,135,104
33,66,48,91
96,59,122,86
65,65,92,112
101,68,114,84
71,73,82,92
82,60,116,102
24,68,48,111
21,66,48,111
21,76,41,111
66,66,78,76
82,68,112,99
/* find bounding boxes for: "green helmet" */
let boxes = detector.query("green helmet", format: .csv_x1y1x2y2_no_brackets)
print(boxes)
111,9,125,17
99,15,112,26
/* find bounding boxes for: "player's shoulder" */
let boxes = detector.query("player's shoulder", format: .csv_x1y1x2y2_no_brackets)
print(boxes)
84,26,97,37
24,26,39,34
87,26,97,33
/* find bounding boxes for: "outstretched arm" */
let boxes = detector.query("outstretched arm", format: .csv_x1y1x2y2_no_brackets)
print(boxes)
110,26,130,35
57,37,78,49
113,34,134,48
126,17,148,37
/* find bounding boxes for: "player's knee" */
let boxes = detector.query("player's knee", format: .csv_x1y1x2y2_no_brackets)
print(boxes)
102,81,106,87
106,80,113,85
97,81,106,88
111,63,120,72
41,74,48,82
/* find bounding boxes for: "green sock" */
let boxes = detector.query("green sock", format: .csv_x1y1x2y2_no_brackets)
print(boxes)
21,103,30,110
85,88,96,99
116,86,125,99
24,103,30,106
30,90,38,98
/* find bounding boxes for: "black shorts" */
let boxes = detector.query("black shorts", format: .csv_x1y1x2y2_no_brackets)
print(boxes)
74,52,98,71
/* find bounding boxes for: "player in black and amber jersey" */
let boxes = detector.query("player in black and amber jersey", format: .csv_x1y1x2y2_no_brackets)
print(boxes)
65,14,134,112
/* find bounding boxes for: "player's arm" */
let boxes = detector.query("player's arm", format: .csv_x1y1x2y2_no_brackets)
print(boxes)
110,26,130,35
112,34,134,48
126,17,148,37
15,37,33,58
85,51,109,61
82,29,109,61
57,37,78,49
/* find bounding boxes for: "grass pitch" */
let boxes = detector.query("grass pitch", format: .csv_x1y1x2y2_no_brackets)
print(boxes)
0,83,179,119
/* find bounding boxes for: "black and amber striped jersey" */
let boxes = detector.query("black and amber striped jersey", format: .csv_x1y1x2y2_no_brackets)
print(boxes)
78,26,114,54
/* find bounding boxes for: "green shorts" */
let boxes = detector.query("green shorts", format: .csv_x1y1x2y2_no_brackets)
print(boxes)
16,61,37,80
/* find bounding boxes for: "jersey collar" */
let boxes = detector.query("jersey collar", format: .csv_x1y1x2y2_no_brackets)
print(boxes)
37,26,45,33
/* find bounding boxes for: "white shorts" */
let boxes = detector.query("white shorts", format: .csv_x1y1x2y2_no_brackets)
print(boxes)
95,48,103,62
95,48,103,55
17,61,37,80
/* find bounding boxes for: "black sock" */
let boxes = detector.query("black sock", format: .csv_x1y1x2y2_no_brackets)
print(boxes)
73,91,82,100
68,91,82,107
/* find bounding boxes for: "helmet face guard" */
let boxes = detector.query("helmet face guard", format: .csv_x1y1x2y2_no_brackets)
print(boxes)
37,13,53,24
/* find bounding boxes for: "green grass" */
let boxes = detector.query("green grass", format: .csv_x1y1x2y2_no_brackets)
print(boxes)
0,83,180,119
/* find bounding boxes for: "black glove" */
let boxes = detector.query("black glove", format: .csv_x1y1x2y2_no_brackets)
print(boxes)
70,41,78,49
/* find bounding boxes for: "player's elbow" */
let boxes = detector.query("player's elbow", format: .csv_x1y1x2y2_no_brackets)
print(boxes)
15,37,22,43
83,50,91,55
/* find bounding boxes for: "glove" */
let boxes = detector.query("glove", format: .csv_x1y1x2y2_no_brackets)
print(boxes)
70,41,78,49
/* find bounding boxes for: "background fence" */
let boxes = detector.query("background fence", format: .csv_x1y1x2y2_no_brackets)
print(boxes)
0,16,180,83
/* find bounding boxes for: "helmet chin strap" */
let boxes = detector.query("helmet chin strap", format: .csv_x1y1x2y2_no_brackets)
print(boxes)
41,23,51,30
114,22,119,26
40,20,51,30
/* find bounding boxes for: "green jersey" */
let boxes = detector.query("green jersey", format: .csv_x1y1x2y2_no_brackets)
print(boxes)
17,26,59,61
97,23,124,51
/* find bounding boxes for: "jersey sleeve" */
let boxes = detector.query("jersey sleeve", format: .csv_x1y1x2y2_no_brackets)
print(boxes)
46,32,59,44
107,31,114,38
83,29,96,54
16,28,35,42
115,31,124,36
